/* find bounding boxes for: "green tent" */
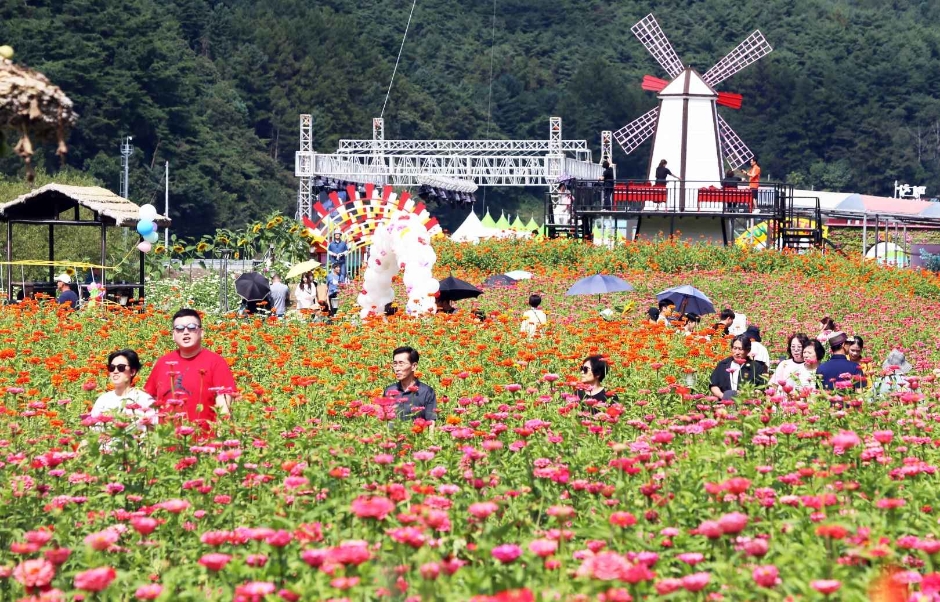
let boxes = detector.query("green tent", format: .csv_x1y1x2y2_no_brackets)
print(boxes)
510,215,526,231
494,212,510,230
524,216,540,233
480,211,498,229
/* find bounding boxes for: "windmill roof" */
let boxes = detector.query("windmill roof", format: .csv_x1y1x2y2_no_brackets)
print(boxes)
660,68,716,97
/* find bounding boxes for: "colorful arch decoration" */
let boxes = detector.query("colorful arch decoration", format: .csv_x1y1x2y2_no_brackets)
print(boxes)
300,184,442,250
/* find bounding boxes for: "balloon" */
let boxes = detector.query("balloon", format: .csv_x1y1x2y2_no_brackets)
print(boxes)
137,241,152,253
136,220,155,236
357,212,438,318
144,231,159,244
139,204,158,221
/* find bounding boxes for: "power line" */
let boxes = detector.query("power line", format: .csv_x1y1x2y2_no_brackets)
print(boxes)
481,0,497,213
381,0,419,119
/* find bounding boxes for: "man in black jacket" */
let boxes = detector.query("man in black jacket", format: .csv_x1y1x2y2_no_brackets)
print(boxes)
710,335,767,399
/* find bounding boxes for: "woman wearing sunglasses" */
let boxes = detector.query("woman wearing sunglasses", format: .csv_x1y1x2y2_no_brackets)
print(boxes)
90,349,156,428
577,355,617,412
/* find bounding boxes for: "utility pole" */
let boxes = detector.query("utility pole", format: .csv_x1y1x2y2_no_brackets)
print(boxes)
119,136,134,199
164,161,170,248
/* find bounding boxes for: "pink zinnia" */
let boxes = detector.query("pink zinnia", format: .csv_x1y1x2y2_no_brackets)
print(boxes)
131,517,159,536
528,539,558,558
576,551,631,581
697,520,724,539
830,430,860,450
350,495,395,520
468,501,499,519
676,552,705,566
682,572,710,592
609,511,637,527
74,566,117,592
718,512,749,535
491,544,523,564
655,578,683,595
135,584,164,600
13,558,55,589
752,565,780,588
84,528,121,552
198,553,232,572
811,579,841,595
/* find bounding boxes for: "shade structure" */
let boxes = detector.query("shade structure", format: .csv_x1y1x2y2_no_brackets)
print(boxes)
483,274,517,287
656,284,715,316
505,270,533,280
566,274,635,296
235,272,270,302
285,259,321,279
437,276,483,301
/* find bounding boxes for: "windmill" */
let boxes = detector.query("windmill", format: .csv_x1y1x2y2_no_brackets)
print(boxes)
614,14,772,188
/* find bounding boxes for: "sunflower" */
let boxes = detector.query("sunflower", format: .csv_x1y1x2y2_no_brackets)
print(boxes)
216,235,230,245
196,241,211,253
153,245,166,254
252,224,262,234
172,245,185,254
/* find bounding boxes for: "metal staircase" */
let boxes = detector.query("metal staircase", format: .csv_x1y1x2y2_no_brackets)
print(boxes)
779,193,824,252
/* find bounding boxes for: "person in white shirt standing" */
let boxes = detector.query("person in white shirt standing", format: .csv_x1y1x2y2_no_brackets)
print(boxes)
90,349,156,431
520,294,547,337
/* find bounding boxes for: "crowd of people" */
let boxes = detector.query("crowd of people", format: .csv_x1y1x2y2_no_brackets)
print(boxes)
85,286,918,448
648,303,913,400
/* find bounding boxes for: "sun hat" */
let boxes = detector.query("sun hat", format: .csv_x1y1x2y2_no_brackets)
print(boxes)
883,350,913,374
54,273,71,284
827,331,847,349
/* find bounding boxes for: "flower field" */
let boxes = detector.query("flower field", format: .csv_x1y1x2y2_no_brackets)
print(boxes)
4,240,940,601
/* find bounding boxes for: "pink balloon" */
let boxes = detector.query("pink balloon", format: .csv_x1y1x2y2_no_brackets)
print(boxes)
137,241,152,253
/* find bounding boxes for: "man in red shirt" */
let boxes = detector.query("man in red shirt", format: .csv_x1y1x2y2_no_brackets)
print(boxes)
144,309,236,427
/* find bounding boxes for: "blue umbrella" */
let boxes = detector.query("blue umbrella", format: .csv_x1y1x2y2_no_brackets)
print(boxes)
566,274,635,296
656,285,716,316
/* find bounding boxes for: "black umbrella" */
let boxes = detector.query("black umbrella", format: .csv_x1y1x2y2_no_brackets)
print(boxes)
437,276,483,302
235,272,270,302
483,274,517,288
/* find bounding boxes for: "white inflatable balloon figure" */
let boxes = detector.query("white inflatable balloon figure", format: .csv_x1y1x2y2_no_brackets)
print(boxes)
357,213,439,318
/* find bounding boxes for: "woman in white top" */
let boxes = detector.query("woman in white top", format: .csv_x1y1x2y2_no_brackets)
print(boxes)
294,272,317,311
520,294,547,337
771,333,811,386
793,340,826,389
91,349,156,431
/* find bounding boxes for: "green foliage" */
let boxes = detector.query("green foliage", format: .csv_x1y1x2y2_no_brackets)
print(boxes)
3,0,940,237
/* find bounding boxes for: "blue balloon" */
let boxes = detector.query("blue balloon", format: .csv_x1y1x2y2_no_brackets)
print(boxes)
136,220,155,236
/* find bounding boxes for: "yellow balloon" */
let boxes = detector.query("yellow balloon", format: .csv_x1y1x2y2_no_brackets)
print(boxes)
0,45,14,60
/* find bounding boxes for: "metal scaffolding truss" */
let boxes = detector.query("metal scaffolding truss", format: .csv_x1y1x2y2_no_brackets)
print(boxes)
296,114,604,218
337,138,592,159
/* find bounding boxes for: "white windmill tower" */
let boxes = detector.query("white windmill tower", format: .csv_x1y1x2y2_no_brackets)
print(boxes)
614,14,772,194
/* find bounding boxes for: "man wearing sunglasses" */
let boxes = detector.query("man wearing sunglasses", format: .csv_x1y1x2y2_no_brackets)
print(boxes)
144,308,237,428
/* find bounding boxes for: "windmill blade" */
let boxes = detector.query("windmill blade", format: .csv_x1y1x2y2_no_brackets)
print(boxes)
613,107,659,155
703,30,773,88
717,114,754,169
631,14,684,80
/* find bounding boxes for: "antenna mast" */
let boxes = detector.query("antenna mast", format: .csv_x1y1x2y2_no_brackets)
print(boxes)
119,136,134,199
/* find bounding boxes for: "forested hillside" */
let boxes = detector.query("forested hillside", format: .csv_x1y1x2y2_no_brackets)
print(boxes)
2,0,939,235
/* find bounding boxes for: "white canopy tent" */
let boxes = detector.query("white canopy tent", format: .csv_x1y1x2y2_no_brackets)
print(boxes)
451,211,503,243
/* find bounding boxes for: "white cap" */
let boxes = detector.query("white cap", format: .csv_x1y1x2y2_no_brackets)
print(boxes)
55,273,71,284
